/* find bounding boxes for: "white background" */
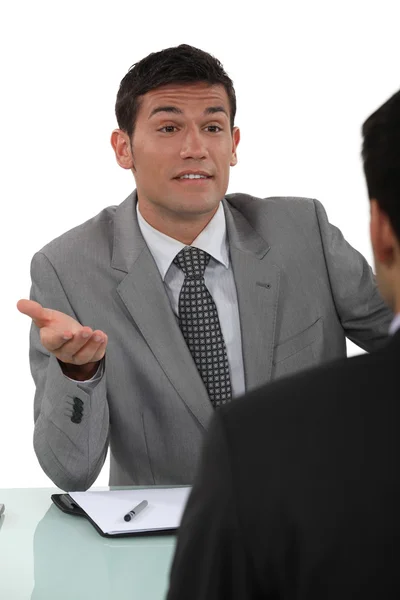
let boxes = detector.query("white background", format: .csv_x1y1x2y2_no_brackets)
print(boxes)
1,0,399,488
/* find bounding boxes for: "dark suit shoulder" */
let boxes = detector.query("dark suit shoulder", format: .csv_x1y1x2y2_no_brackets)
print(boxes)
221,339,399,447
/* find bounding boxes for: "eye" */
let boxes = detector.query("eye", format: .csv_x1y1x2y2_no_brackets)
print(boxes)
159,125,178,133
205,125,222,133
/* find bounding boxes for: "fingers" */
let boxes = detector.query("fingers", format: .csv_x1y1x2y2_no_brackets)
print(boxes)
72,332,108,365
40,325,89,353
42,327,108,365
17,299,53,327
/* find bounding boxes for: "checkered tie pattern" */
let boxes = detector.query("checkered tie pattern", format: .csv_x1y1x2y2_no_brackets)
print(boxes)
174,246,232,408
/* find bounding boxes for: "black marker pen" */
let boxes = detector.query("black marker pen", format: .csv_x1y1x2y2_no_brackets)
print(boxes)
124,500,148,522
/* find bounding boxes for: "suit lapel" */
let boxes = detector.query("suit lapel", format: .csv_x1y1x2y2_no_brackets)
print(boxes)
112,192,213,430
224,200,280,392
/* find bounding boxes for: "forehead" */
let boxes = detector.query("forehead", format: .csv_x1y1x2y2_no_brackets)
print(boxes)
138,82,230,118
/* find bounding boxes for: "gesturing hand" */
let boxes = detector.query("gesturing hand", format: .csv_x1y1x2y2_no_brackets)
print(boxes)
17,299,108,380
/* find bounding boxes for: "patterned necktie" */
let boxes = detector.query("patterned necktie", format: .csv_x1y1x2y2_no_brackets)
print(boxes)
173,246,232,408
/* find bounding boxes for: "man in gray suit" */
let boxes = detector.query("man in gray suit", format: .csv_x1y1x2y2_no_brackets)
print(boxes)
18,44,391,491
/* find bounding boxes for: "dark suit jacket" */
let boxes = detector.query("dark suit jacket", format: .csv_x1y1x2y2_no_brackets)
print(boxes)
167,330,400,599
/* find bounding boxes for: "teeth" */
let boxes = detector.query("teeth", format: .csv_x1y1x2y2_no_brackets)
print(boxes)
179,174,208,179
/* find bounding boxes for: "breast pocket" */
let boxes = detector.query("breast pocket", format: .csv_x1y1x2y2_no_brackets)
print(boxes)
273,317,323,365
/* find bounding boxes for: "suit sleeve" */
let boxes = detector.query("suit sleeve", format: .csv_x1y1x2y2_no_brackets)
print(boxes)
167,413,258,600
314,199,393,351
30,252,109,491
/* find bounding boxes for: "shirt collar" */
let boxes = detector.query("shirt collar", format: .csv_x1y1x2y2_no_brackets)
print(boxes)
389,313,400,336
136,201,229,281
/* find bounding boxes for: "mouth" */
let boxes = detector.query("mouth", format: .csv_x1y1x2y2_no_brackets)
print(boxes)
173,173,214,184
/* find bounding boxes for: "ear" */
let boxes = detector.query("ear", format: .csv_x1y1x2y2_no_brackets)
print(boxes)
110,129,134,170
370,199,396,266
230,127,240,167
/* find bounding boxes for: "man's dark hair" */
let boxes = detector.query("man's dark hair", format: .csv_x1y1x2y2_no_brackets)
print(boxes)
115,44,236,139
362,90,400,240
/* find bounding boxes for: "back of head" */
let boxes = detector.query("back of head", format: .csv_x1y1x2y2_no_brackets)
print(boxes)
115,44,236,139
362,90,400,242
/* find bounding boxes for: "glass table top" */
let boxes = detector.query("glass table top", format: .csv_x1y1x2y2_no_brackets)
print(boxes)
0,487,177,600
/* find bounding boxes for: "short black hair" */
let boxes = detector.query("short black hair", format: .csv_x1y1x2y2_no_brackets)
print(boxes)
115,44,236,139
362,90,400,240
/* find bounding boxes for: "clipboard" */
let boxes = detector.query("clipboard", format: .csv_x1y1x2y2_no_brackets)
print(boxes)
52,494,127,538
51,486,191,538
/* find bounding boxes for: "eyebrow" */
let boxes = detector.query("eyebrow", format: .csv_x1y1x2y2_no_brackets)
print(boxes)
148,105,228,119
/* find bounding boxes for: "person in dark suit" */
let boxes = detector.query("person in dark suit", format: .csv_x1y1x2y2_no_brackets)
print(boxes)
167,89,400,599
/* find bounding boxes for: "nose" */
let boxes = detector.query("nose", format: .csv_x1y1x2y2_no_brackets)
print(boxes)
179,127,208,160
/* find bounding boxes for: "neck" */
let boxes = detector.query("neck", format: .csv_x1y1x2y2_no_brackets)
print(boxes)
138,202,219,245
385,272,400,315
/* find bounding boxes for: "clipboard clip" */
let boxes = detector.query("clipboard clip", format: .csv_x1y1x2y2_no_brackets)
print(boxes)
51,494,85,516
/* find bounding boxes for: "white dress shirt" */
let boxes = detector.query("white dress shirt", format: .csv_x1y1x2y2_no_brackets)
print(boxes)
389,313,400,335
137,202,245,398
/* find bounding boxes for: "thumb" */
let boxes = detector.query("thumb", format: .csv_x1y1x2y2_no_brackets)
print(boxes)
17,299,53,328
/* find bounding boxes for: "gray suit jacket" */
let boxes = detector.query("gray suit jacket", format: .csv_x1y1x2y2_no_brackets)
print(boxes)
30,192,392,490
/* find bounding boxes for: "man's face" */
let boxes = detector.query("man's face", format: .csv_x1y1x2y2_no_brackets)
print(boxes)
125,82,240,221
